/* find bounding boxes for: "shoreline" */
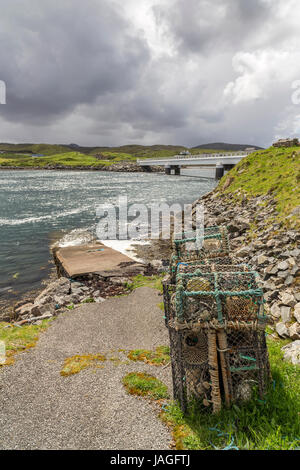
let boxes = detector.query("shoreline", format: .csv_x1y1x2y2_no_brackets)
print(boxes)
0,165,163,173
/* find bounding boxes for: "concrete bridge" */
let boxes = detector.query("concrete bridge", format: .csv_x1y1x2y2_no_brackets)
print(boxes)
137,151,253,179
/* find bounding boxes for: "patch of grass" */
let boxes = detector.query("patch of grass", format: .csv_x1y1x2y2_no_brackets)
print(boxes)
128,274,164,293
218,146,300,227
0,319,52,366
160,336,300,450
123,372,169,400
60,353,106,376
127,346,170,366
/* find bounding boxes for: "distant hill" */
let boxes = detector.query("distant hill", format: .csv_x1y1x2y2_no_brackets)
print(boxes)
193,142,264,151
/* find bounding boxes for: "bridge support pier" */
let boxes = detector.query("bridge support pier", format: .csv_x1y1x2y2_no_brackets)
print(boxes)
170,165,180,175
215,163,224,179
165,165,171,175
142,165,152,172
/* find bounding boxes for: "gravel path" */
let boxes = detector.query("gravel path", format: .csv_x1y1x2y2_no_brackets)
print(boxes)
0,287,172,450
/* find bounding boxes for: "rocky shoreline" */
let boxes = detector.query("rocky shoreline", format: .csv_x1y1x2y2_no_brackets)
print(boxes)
0,162,164,172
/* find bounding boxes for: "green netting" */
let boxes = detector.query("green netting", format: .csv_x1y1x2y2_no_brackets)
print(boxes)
175,271,265,325
173,225,229,261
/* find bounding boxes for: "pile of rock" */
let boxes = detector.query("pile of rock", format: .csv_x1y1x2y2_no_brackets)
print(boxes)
193,190,300,364
12,261,161,324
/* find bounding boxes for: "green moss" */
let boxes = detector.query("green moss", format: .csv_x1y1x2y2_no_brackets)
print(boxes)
122,372,169,400
60,353,106,376
128,274,164,293
0,319,52,366
127,346,170,366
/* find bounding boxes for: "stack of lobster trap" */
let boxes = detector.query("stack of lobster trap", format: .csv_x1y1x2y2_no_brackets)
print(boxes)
163,225,271,414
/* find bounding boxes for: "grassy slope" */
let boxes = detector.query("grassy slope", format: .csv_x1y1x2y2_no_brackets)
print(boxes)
218,146,300,226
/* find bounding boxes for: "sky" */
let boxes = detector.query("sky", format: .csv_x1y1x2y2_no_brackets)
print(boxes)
0,0,300,148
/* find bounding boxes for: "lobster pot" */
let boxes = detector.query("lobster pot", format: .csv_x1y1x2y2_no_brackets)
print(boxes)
162,275,176,327
175,271,266,325
218,328,271,402
168,327,222,413
173,226,229,263
169,255,233,284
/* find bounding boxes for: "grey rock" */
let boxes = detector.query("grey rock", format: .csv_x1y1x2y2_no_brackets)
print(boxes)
15,302,35,317
284,276,294,286
277,260,289,271
270,303,281,319
288,323,300,340
276,322,289,338
279,292,296,307
293,304,300,323
280,306,291,323
282,340,300,365
257,255,269,266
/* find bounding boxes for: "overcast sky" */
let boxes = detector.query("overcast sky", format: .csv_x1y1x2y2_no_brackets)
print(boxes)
0,0,300,147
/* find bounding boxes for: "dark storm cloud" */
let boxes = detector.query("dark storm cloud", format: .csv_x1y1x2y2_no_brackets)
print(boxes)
153,0,278,56
0,0,299,147
0,0,150,124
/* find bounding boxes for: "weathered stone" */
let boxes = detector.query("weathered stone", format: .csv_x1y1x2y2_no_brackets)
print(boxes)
15,302,34,316
280,306,291,323
288,323,300,340
279,292,296,307
281,340,300,365
276,322,289,338
284,275,294,286
35,278,71,306
277,260,289,271
257,255,269,266
293,304,300,323
270,303,281,319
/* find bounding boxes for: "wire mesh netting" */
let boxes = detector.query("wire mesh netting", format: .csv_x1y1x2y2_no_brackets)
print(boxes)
174,271,266,325
164,225,271,413
168,324,270,412
173,226,230,262
168,327,222,413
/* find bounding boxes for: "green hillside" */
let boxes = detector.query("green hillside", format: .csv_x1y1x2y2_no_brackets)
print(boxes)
218,146,300,227
0,143,226,167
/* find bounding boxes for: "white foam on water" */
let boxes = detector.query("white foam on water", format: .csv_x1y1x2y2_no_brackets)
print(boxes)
53,227,96,248
100,239,150,262
0,206,89,226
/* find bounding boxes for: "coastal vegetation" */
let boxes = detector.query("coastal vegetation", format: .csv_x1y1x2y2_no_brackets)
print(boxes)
60,353,106,376
127,346,170,366
0,319,52,366
0,142,227,168
123,372,169,400
219,146,300,227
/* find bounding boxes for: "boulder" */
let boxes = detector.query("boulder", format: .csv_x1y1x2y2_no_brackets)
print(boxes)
293,304,300,324
288,323,300,340
257,255,269,266
280,306,291,323
281,340,300,365
270,303,281,319
276,322,289,338
277,260,289,271
279,292,296,307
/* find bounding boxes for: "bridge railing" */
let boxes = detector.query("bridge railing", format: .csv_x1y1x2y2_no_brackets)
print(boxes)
137,150,251,164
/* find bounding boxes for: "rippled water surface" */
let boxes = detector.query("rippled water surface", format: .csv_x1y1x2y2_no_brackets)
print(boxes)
0,170,216,300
